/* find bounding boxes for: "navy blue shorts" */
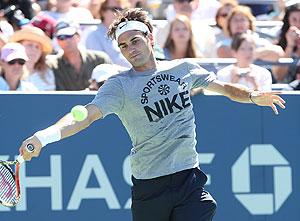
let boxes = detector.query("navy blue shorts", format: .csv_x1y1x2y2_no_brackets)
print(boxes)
131,168,217,221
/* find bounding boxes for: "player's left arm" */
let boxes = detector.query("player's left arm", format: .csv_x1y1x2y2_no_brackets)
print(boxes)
205,80,286,115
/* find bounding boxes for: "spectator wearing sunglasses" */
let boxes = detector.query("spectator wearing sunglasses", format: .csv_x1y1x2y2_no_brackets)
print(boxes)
46,20,111,91
214,0,238,45
0,42,37,91
85,0,131,68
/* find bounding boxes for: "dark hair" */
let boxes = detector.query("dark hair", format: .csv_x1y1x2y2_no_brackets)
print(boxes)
107,8,154,40
277,3,300,50
231,33,255,51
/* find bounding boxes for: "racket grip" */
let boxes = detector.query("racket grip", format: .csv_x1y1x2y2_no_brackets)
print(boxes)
17,144,35,164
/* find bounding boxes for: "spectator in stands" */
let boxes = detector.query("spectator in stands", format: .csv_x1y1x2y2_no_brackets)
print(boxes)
0,3,33,30
9,26,56,91
217,5,284,62
88,63,126,90
217,33,272,91
0,0,35,21
47,20,111,90
165,0,220,22
0,42,37,91
85,0,131,67
41,0,94,23
163,15,201,60
44,0,57,11
214,0,238,44
156,0,216,57
288,64,300,90
274,3,300,83
87,0,105,19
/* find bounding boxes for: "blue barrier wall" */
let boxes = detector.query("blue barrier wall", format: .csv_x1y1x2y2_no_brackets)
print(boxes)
0,93,299,221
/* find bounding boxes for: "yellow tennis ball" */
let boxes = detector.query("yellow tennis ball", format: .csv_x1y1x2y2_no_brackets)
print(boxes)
71,105,88,122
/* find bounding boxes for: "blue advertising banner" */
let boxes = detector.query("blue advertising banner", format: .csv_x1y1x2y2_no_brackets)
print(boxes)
0,93,299,221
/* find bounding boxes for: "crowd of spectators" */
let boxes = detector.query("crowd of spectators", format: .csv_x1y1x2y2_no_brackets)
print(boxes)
0,0,299,91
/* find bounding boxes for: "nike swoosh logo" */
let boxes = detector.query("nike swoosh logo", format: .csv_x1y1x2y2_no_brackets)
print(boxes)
119,23,127,29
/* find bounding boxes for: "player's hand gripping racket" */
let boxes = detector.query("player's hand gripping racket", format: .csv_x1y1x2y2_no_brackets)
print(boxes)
0,144,34,207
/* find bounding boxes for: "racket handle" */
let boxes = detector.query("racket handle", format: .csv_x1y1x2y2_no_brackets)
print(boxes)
17,144,35,164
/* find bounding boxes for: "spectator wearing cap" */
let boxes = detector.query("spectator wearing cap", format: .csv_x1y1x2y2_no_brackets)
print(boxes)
47,20,112,91
0,42,37,91
9,26,55,91
85,0,131,68
88,63,127,90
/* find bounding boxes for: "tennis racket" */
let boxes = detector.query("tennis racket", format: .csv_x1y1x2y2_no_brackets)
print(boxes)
0,144,34,207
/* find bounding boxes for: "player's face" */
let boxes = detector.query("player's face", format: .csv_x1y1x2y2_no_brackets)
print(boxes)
118,30,155,71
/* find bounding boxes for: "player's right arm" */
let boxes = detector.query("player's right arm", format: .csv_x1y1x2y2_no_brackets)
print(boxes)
19,104,102,161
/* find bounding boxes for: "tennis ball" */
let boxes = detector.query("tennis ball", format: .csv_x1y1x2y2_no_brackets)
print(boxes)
71,105,88,122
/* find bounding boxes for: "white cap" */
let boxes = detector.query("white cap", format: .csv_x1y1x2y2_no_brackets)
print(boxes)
91,64,120,83
0,42,28,62
115,20,149,41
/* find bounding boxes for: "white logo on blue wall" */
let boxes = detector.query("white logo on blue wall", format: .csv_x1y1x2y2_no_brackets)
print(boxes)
231,144,292,215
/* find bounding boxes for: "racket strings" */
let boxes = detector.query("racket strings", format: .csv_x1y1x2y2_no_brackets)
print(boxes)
0,165,17,205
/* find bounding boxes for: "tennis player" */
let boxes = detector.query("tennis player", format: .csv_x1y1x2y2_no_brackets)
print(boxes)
19,8,286,221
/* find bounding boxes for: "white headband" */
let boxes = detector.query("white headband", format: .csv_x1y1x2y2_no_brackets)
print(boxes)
115,20,149,41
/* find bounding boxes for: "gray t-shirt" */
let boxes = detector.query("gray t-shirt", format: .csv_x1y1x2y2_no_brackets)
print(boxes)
90,60,216,179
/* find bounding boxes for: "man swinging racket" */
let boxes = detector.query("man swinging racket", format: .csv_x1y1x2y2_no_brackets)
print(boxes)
19,8,286,221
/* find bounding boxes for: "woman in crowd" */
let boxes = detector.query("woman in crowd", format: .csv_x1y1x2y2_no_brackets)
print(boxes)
217,33,272,91
217,5,284,62
163,14,201,60
9,26,55,90
0,42,37,91
214,0,238,44
274,3,300,83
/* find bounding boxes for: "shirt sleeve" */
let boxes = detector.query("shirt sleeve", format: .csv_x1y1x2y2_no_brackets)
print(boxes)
186,61,216,89
90,76,124,118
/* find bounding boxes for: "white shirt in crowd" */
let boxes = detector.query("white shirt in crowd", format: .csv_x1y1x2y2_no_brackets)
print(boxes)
25,69,56,91
217,64,273,91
